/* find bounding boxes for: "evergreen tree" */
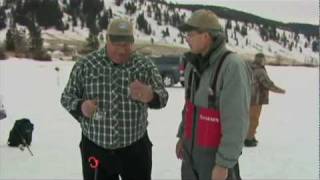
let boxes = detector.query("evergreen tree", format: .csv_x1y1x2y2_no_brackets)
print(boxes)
41,0,63,29
259,25,269,41
136,13,151,35
29,24,43,53
3,0,15,7
0,7,7,30
240,24,247,37
69,0,81,27
115,0,123,6
234,21,240,32
137,13,146,30
147,5,152,18
14,0,31,27
276,32,280,42
171,12,181,27
79,13,85,29
288,41,293,51
225,19,232,29
14,0,64,30
305,34,311,43
225,28,228,43
294,33,300,43
69,0,81,12
86,13,99,35
5,28,15,51
25,0,39,22
99,11,109,30
178,32,184,44
165,27,169,36
0,43,7,60
181,12,186,23
108,7,113,18
83,0,103,15
154,7,161,24
28,23,50,61
281,32,287,47
124,2,137,15
161,27,170,38
82,0,103,35
312,39,319,52
165,10,171,25
268,26,277,41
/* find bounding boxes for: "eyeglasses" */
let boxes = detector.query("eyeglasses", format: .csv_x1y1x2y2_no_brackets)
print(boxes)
111,42,132,48
185,31,204,38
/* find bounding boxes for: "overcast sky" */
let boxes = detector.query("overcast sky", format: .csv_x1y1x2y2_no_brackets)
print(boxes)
166,0,319,25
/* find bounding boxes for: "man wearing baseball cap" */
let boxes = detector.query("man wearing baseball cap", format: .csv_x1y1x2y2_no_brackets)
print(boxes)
175,9,251,180
61,18,168,180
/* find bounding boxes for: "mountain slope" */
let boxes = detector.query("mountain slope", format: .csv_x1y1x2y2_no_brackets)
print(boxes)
0,0,318,65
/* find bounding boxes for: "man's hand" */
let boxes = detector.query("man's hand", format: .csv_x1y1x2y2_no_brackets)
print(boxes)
277,88,286,94
211,165,228,180
129,80,154,103
272,87,286,94
176,138,183,159
81,100,97,118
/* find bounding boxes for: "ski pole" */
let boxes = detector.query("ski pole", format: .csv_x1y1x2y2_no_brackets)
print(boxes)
88,156,100,180
22,138,33,156
17,130,34,156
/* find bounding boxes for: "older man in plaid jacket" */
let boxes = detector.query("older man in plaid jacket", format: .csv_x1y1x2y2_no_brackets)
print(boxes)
61,18,168,180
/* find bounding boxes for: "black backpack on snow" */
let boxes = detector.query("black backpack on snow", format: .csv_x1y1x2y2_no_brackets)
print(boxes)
8,118,34,147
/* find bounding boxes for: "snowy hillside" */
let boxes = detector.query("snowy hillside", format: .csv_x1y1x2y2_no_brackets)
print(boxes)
0,0,318,65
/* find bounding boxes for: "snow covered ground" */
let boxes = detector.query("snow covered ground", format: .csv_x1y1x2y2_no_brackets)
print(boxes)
0,59,319,179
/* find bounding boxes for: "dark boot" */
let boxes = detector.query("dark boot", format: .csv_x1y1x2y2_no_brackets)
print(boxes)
244,139,257,147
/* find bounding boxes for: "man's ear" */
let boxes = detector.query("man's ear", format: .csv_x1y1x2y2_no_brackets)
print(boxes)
204,32,214,43
204,32,211,38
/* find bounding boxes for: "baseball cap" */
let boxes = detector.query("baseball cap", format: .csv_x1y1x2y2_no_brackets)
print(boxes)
178,9,223,33
107,18,134,43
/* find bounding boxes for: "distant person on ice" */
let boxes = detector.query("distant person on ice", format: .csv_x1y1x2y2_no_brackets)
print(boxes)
175,9,251,180
61,18,168,180
0,95,6,120
245,53,286,147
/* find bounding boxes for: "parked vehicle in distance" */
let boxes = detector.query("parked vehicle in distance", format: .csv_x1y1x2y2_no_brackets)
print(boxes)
178,52,189,87
150,55,181,87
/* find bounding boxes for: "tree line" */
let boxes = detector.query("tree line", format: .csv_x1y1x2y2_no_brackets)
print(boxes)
0,0,317,61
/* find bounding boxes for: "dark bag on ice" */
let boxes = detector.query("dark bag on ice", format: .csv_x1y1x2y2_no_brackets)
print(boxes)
8,118,34,147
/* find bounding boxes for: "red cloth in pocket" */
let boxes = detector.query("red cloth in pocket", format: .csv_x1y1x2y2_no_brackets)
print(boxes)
197,107,221,148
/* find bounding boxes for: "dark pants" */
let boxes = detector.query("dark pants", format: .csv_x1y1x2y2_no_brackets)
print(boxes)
181,152,241,180
228,163,241,180
79,133,152,180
